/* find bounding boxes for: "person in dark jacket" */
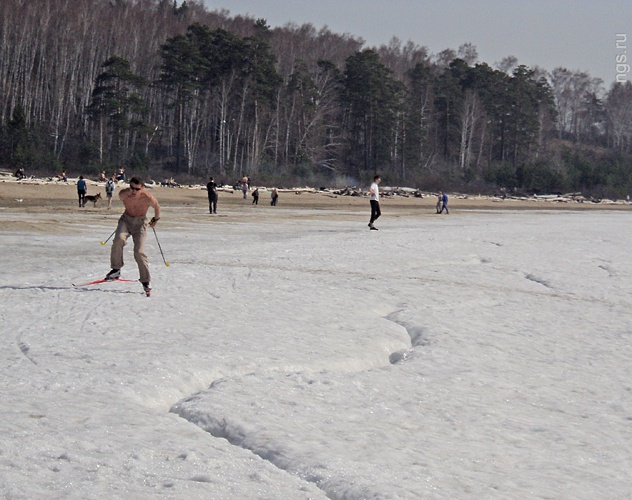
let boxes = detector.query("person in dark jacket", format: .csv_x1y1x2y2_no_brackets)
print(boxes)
77,176,87,207
207,177,218,214
439,191,449,214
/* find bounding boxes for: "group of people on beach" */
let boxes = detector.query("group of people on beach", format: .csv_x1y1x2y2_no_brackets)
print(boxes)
205,177,279,214
367,174,448,231
75,172,119,209
436,191,449,214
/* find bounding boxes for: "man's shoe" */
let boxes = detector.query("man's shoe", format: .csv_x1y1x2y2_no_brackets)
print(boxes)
105,269,120,280
370,226,378,230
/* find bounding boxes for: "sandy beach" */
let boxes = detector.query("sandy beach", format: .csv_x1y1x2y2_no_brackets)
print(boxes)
1,176,631,233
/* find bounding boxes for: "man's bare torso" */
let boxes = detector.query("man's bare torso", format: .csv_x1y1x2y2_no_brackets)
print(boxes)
119,188,160,218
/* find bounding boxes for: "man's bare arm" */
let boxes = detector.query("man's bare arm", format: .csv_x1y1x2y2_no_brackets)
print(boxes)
148,193,161,219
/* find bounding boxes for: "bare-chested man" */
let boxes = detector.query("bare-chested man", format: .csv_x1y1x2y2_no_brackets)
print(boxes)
105,176,161,294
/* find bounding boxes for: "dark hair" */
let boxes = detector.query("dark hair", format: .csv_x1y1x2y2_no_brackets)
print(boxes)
374,175,381,181
130,176,143,186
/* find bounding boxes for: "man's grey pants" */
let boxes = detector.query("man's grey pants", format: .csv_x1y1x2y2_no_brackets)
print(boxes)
110,214,150,283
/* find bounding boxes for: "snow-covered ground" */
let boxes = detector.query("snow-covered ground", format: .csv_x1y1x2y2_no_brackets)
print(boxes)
1,208,631,499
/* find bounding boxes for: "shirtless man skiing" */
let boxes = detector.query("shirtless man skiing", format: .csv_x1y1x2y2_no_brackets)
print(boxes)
105,176,161,295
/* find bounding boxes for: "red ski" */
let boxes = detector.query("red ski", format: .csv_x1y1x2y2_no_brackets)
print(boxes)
72,277,138,288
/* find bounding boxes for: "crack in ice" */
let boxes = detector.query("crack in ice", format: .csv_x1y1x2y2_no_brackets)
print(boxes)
169,309,431,497
525,273,553,289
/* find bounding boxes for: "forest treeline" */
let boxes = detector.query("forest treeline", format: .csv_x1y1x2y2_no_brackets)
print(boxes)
2,0,632,196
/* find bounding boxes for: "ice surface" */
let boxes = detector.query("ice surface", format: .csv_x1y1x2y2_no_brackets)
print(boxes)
1,209,631,498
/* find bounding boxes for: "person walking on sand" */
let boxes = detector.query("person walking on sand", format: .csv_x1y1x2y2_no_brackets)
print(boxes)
439,191,449,214
270,188,279,206
252,187,259,205
206,176,218,214
77,175,87,207
105,176,160,295
368,175,381,230
105,175,116,209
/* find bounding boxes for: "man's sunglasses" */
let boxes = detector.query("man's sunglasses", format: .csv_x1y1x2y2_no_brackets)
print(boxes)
130,185,141,191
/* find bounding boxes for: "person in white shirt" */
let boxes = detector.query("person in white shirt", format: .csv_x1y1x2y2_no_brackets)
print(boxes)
368,174,381,230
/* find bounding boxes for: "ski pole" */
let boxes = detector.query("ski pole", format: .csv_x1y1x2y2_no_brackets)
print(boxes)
152,227,170,267
100,229,116,246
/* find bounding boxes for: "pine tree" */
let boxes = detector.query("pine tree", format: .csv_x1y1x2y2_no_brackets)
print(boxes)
87,56,147,165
